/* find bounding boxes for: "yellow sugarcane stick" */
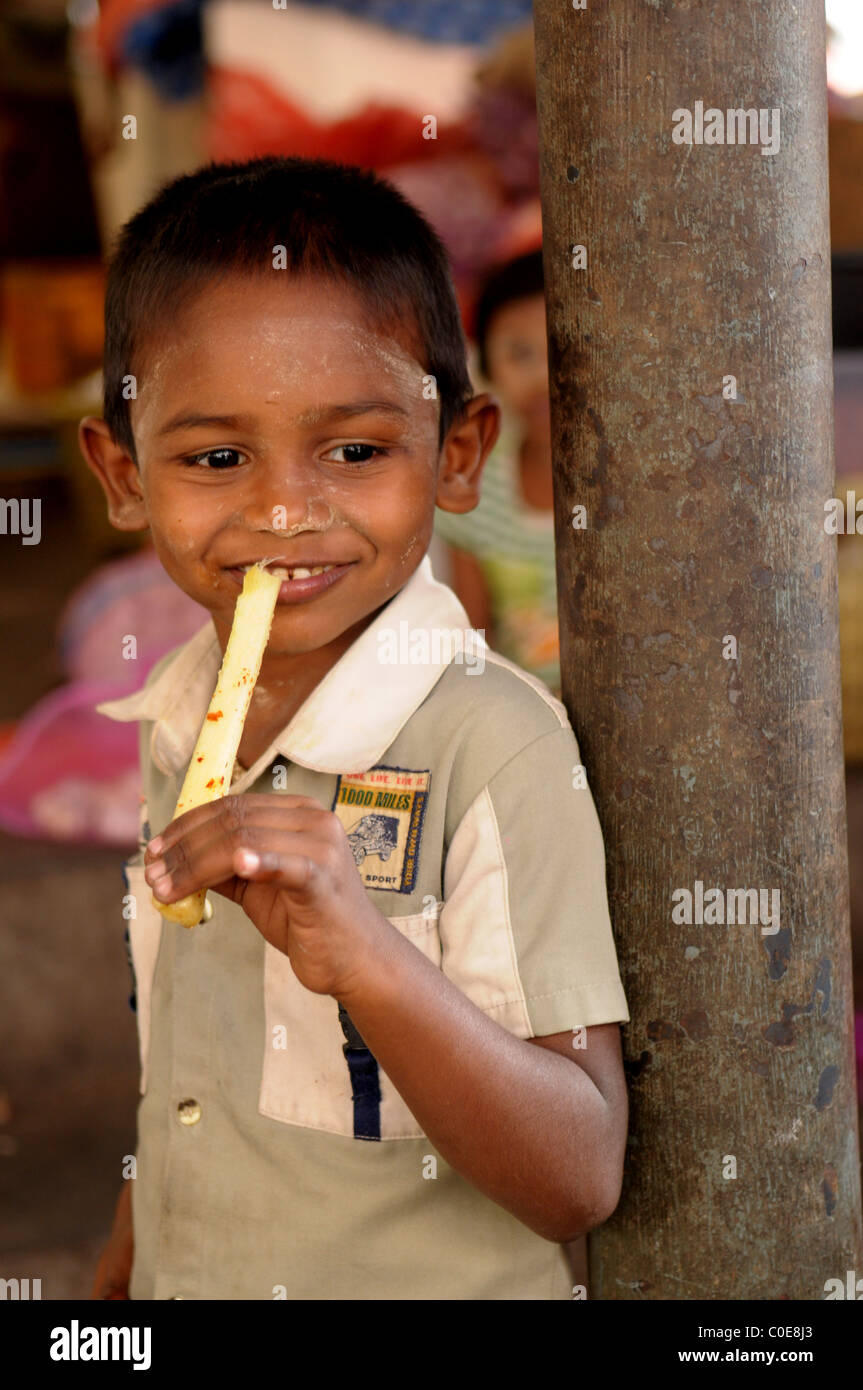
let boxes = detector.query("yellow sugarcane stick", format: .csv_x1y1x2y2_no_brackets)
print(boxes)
152,562,282,927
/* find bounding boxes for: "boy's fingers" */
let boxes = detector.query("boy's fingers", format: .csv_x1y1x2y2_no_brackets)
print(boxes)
146,805,340,888
233,847,320,896
147,825,339,903
145,793,325,858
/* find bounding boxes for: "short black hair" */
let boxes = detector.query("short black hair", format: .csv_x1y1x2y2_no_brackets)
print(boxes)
473,249,545,380
103,156,474,460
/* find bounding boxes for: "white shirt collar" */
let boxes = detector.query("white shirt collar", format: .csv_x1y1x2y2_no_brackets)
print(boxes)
97,556,478,792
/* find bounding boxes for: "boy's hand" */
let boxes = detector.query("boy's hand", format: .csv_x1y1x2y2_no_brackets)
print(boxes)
144,795,392,998
91,1181,133,1299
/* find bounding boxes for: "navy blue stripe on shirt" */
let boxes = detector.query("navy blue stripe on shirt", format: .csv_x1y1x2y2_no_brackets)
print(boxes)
337,1004,381,1141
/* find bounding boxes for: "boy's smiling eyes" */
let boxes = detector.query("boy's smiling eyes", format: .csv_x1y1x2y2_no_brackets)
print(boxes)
182,443,392,470
186,447,242,469
326,443,389,466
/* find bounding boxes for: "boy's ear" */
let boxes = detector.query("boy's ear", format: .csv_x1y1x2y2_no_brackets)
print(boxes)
436,392,501,514
78,417,149,532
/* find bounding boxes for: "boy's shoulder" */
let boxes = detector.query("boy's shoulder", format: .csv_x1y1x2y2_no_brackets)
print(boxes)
430,646,570,742
404,646,581,821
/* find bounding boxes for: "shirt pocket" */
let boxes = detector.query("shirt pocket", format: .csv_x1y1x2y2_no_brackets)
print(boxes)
258,904,442,1141
122,858,164,1095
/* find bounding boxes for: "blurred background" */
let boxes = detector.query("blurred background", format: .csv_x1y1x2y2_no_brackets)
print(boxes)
0,0,861,1296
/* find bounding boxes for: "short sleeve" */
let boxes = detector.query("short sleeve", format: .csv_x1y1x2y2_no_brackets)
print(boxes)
438,725,629,1037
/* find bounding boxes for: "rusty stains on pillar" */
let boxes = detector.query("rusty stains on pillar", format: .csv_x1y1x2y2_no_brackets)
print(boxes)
533,0,862,1298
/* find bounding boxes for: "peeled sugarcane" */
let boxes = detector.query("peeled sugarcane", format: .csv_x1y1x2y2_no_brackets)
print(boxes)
152,562,282,927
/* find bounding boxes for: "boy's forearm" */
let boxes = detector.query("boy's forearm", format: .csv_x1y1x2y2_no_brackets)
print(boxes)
337,916,623,1243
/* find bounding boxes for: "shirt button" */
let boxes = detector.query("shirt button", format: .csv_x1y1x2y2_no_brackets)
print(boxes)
177,1099,202,1126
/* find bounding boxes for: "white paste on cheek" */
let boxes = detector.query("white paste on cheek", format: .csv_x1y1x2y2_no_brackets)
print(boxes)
400,534,423,565
249,684,277,709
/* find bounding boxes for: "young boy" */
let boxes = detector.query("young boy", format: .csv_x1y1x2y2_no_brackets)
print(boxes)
82,156,629,1301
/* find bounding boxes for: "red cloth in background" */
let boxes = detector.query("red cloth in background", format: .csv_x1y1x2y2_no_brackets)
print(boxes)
207,67,473,168
206,66,540,314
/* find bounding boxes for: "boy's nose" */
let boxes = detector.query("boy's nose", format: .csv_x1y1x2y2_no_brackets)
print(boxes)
238,459,335,535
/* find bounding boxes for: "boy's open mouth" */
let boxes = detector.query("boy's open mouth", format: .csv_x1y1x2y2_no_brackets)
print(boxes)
224,558,356,604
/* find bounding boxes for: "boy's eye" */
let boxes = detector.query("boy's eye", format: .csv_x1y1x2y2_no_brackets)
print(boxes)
325,444,387,466
186,448,245,469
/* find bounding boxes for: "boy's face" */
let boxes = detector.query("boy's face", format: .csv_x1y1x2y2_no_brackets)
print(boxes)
81,274,498,657
484,293,550,440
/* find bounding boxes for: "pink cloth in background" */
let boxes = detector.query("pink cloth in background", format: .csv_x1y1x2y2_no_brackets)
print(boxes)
0,547,208,846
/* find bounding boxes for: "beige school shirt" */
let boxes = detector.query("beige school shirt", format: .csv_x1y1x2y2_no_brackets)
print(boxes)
98,555,629,1301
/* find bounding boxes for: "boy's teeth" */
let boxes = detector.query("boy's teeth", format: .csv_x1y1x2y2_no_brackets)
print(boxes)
260,563,335,581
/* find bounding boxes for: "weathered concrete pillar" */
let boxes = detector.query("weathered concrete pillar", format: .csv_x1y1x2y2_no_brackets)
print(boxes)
533,1,862,1298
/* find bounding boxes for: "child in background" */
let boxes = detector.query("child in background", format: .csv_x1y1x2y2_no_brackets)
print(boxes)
83,157,628,1301
434,250,561,694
